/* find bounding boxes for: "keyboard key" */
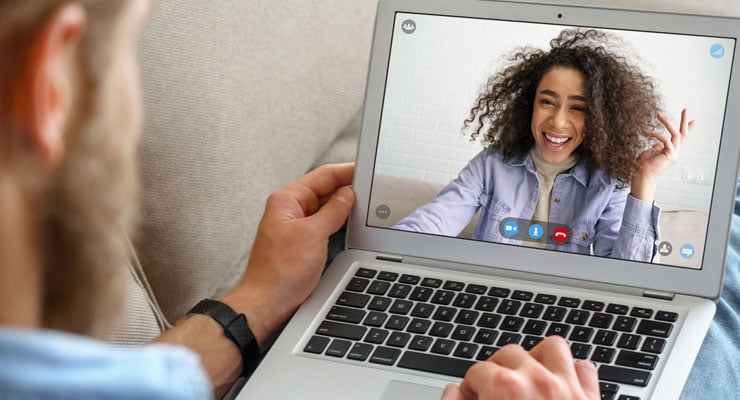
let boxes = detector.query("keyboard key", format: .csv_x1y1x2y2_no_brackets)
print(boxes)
409,335,433,351
451,325,476,341
534,293,558,304
496,332,522,346
443,280,465,291
455,309,480,325
570,342,592,359
655,311,679,322
589,313,614,329
355,268,377,278
489,287,511,297
616,350,659,370
326,306,366,323
613,316,637,332
388,284,412,298
497,299,522,315
520,303,544,319
606,304,629,315
336,292,370,308
369,346,401,365
303,335,330,354
522,335,543,350
543,306,567,321
636,320,673,338
582,300,605,311
364,328,389,344
368,296,392,311
398,351,475,377
630,307,654,319
500,316,525,332
641,337,666,354
347,342,373,361
325,339,352,357
569,326,594,343
385,315,409,330
475,296,499,312
421,277,443,288
431,290,455,305
316,321,367,340
430,321,454,337
454,342,480,359
599,382,620,394
594,330,618,346
410,303,435,318
546,323,570,338
389,299,413,315
522,319,547,335
453,293,478,308
387,331,411,347
362,311,388,327
617,333,641,350
399,274,420,284
346,277,370,292
377,271,399,281
558,297,581,308
478,313,502,329
599,365,651,386
566,309,591,325
367,280,391,295
409,286,434,302
408,318,432,334
433,306,457,322
474,328,498,345
466,284,488,294
431,339,456,355
476,346,498,361
617,395,640,400
591,346,616,363
512,290,534,301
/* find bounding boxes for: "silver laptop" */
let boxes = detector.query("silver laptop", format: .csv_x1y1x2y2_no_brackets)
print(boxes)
239,1,740,399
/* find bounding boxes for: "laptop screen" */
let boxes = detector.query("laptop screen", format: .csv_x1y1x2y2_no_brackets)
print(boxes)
366,12,735,271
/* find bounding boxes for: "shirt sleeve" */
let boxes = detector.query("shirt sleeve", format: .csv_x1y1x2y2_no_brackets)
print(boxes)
610,194,660,261
392,150,487,236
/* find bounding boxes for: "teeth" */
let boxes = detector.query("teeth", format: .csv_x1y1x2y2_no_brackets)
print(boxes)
545,133,569,144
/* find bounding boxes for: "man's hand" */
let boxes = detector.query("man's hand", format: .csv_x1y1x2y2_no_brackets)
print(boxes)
221,163,355,349
441,336,600,400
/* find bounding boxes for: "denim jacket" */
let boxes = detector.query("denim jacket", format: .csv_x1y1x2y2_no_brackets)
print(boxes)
393,149,659,262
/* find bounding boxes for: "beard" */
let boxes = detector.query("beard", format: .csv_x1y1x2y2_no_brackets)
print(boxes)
38,78,141,338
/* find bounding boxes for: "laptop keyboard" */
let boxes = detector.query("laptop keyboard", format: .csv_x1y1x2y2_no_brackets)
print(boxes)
303,267,679,400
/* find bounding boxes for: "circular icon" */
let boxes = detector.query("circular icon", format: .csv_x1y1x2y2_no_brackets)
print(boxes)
658,241,673,256
710,43,725,59
552,226,569,243
502,220,519,237
680,244,695,259
375,204,391,220
528,224,544,240
401,19,416,34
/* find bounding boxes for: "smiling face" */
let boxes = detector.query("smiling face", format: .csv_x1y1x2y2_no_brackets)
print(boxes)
530,66,588,164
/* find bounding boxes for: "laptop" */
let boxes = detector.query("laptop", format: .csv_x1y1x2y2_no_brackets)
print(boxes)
239,1,740,399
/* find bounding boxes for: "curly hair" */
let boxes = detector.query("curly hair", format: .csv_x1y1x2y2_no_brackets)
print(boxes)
464,29,661,181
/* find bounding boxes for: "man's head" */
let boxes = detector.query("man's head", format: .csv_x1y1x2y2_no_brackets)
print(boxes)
0,0,151,337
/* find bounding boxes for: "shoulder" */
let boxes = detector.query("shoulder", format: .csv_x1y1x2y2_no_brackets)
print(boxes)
0,328,211,400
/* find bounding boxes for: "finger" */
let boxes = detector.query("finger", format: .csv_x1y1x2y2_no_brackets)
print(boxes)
490,344,531,369
459,360,525,399
440,383,464,400
275,163,354,219
528,336,577,378
291,163,355,199
658,112,683,149
574,360,600,399
306,185,356,236
642,130,673,154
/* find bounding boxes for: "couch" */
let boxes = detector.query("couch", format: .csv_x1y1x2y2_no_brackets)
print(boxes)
108,0,739,348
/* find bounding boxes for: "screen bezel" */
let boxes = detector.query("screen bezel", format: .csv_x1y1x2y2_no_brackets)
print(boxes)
348,0,740,300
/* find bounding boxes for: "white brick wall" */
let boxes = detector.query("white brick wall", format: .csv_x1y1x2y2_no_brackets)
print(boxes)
374,13,734,213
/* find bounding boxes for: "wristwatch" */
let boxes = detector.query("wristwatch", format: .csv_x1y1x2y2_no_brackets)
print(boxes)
188,299,261,378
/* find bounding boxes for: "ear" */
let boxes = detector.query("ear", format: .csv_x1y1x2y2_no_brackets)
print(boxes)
13,4,87,169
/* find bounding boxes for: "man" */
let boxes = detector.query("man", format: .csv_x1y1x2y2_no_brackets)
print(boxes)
0,0,627,398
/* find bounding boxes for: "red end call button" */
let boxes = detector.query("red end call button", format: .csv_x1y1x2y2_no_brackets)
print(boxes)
553,226,569,243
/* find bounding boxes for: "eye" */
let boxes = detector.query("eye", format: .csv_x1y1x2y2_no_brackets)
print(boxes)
571,104,587,113
539,98,555,107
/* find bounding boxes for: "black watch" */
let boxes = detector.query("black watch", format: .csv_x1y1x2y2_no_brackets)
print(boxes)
188,299,261,378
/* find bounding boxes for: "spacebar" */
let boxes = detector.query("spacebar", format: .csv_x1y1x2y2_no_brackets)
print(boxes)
397,351,476,378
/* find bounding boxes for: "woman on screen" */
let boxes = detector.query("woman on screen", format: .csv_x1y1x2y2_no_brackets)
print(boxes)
393,29,694,262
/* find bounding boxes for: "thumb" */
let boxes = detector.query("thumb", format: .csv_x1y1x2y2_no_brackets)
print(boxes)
307,185,355,236
574,360,600,399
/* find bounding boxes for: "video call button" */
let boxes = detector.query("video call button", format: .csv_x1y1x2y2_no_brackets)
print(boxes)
502,220,519,237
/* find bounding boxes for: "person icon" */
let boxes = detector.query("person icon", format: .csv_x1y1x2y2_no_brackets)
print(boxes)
658,241,673,256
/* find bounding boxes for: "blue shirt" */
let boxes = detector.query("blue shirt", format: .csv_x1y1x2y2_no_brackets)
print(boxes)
0,328,211,400
394,149,659,261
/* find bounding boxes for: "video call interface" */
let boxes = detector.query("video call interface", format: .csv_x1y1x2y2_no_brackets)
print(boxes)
367,12,735,270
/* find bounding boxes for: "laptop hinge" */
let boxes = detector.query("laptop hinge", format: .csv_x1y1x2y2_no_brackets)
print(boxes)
643,289,675,300
375,254,404,263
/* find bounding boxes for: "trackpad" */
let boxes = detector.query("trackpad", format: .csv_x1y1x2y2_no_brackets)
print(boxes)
378,380,444,400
